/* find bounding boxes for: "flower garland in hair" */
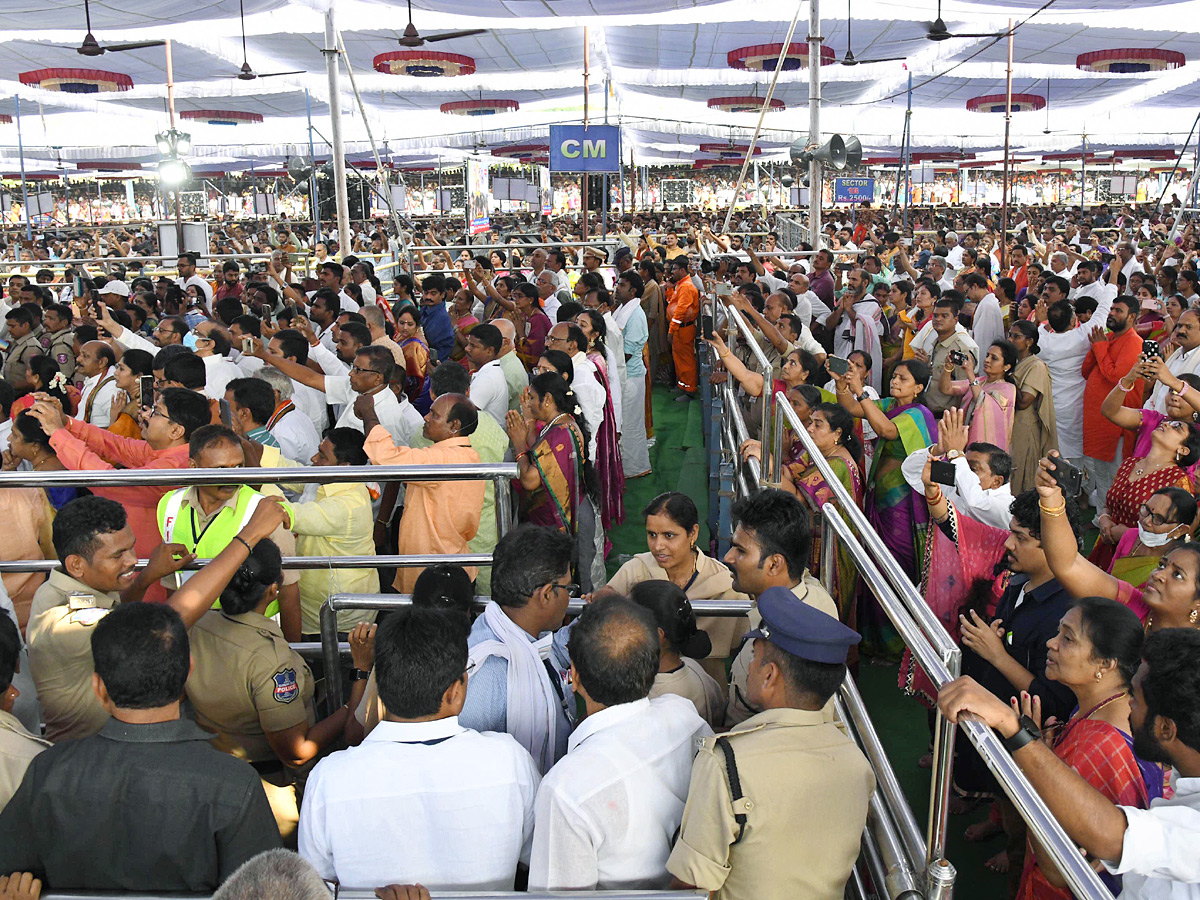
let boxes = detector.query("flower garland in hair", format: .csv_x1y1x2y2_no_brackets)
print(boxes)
48,372,67,392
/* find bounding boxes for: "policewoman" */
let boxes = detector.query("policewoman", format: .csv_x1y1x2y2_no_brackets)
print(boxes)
666,587,875,900
186,537,353,846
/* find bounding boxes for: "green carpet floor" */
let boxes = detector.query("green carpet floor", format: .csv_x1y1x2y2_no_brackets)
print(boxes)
607,386,1006,899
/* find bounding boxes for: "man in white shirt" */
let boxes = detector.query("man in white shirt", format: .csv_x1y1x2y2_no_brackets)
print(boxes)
192,322,246,402
535,270,563,323
547,249,571,294
901,411,1014,531
964,273,1005,375
175,252,212,308
266,330,329,436
528,596,710,891
547,323,605,462
938,628,1200,900
1146,309,1200,413
74,341,120,428
822,270,883,393
1117,241,1144,282
929,256,955,292
253,366,322,465
305,291,340,354
1037,275,1118,461
944,231,965,270
309,263,354,314
256,343,422,446
299,606,540,891
466,323,510,428
350,263,377,306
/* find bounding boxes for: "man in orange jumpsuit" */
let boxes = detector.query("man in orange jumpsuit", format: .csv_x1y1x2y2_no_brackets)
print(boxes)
665,256,699,400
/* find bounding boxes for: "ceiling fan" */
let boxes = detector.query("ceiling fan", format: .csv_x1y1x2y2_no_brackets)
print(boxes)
48,0,165,56
839,0,906,66
924,0,1007,41
399,0,486,47
229,0,304,80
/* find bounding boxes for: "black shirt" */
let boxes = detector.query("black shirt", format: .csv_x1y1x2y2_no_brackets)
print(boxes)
0,717,280,891
956,574,1076,792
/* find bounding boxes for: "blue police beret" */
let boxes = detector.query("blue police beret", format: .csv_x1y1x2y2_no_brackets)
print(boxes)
744,586,861,664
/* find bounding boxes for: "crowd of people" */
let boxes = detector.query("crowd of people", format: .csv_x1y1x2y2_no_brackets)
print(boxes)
0,198,1195,900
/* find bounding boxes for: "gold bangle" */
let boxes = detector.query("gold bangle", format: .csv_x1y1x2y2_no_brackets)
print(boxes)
925,488,944,502
1038,501,1067,517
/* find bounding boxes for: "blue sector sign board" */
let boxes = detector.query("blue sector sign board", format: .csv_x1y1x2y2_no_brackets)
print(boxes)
834,177,875,203
550,125,621,173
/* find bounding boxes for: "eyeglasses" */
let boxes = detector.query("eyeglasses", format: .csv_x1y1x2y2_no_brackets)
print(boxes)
349,364,385,377
1139,503,1177,527
533,365,554,376
546,581,580,598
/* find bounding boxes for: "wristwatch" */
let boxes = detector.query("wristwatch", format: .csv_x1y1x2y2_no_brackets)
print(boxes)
349,668,371,682
856,391,869,403
945,449,963,461
1002,714,1042,754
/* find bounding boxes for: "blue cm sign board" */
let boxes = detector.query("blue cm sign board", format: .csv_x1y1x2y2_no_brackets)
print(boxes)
834,177,875,203
550,125,621,173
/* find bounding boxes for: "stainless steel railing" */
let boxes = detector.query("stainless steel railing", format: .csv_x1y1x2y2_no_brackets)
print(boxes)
41,891,704,899
0,463,516,573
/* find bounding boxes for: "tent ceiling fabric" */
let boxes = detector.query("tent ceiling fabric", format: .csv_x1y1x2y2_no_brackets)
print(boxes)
1,0,1199,171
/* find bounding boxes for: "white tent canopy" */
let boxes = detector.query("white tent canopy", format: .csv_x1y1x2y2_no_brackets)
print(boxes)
1,0,1198,171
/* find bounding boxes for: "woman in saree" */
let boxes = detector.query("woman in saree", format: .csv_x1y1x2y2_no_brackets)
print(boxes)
1104,355,1200,480
11,356,77,421
394,306,432,413
834,359,937,655
781,402,864,624
513,282,552,369
739,384,823,471
937,339,1018,452
638,257,668,385
1133,284,1169,343
573,310,625,533
606,491,749,683
106,349,154,439
1087,414,1199,571
1008,321,1057,493
1037,451,1200,633
448,288,479,366
1012,598,1161,900
1106,486,1197,589
505,371,605,591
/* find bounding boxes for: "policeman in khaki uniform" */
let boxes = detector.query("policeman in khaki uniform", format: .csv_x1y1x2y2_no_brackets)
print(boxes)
2,309,43,390
185,538,339,845
0,615,50,810
44,304,77,382
666,588,875,900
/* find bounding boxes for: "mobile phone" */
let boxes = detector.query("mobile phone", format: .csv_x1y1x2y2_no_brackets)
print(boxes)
836,261,854,271
714,283,733,299
1142,340,1161,359
701,313,714,341
930,459,957,487
827,355,850,376
139,375,155,410
948,349,969,367
242,336,254,354
1048,455,1083,498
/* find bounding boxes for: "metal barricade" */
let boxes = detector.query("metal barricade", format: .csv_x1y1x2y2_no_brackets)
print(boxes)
41,891,704,899
766,400,1110,899
318,593,756,718
0,462,516,574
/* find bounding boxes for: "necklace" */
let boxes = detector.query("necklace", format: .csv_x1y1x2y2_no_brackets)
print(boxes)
31,455,57,471
1133,457,1171,478
1055,691,1127,747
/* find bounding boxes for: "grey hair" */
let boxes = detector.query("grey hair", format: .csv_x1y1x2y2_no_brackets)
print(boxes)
253,365,293,402
212,850,330,900
361,305,386,330
1051,251,1069,265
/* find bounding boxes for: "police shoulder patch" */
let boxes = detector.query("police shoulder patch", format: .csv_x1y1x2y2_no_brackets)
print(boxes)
272,667,299,703
57,353,69,365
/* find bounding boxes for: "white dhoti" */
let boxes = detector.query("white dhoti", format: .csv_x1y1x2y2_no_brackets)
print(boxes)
620,373,651,477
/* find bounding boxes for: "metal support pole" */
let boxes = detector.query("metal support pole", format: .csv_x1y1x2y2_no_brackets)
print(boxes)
324,6,351,259
999,19,1013,272
902,72,913,229
493,475,514,537
1081,133,1088,210
305,88,321,242
808,0,823,248
14,96,32,243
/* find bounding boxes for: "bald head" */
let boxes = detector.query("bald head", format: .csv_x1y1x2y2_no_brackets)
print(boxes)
493,317,517,349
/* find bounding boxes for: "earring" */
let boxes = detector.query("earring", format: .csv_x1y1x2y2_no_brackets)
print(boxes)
1191,608,1198,625
1095,670,1104,682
